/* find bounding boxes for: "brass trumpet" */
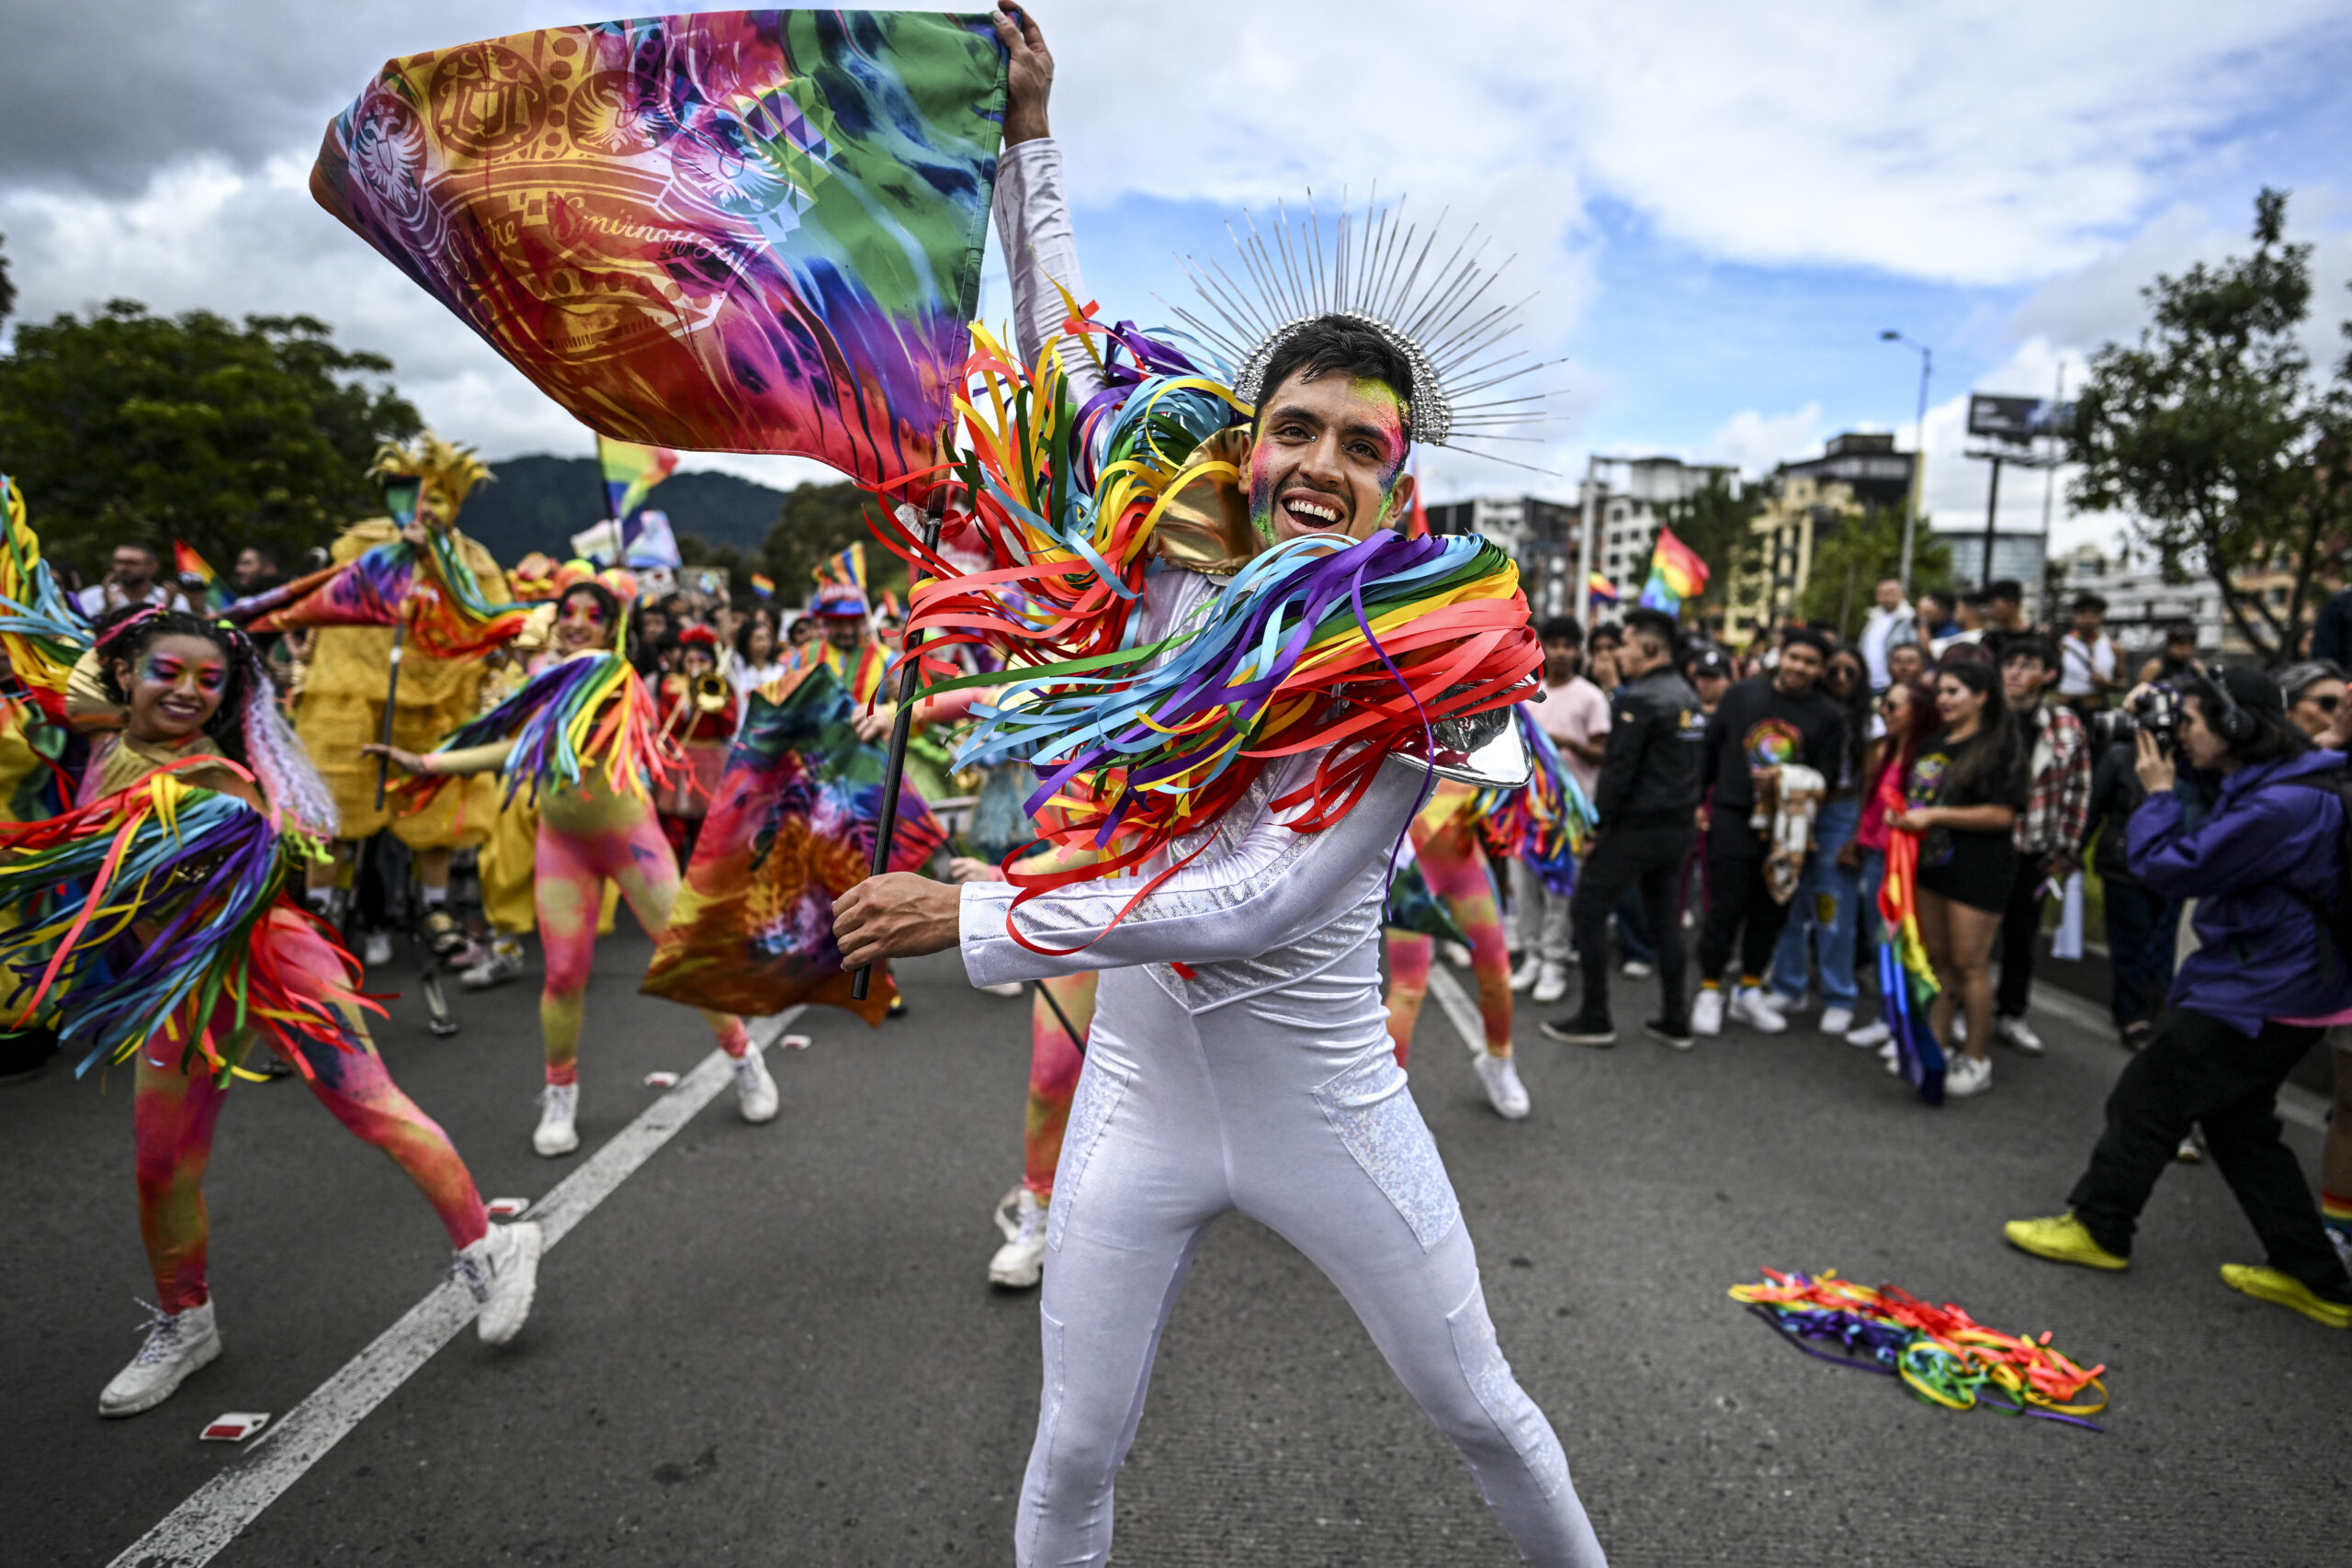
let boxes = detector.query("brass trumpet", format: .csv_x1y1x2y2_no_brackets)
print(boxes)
693,671,731,713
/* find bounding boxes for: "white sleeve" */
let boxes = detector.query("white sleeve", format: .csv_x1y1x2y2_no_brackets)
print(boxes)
992,138,1107,407
957,754,1424,987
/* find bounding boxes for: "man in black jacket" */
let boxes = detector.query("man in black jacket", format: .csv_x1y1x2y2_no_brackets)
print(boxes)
1692,629,1847,1037
1542,609,1706,1048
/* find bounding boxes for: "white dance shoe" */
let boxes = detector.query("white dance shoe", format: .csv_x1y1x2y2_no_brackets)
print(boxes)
534,1083,580,1156
455,1221,544,1346
989,1189,1049,1289
99,1298,221,1417
1472,1050,1531,1121
733,1044,779,1123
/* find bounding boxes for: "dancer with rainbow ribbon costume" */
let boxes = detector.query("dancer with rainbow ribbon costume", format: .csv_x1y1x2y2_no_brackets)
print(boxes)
368,581,775,1158
0,539,541,1419
833,15,1605,1562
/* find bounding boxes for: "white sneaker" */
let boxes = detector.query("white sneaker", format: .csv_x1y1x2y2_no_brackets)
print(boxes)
1847,1020,1892,1048
1531,961,1570,1005
1472,1050,1531,1120
533,1083,580,1157
1820,1006,1855,1037
1880,1039,1901,1074
733,1044,778,1124
1691,987,1726,1037
1622,959,1655,978
98,1298,221,1417
454,1222,543,1346
1441,941,1473,970
1509,953,1543,993
989,1189,1049,1289
1996,1015,2046,1056
978,980,1025,998
1944,1054,1994,1098
1758,990,1805,1015
459,942,526,991
362,931,395,967
1728,987,1789,1034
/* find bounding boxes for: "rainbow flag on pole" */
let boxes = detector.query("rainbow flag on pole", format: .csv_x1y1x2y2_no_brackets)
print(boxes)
749,572,776,601
599,436,679,526
172,541,224,611
1587,571,1621,606
1636,525,1711,616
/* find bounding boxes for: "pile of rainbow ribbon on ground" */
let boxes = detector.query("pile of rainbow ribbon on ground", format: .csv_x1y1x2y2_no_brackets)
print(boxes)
1730,1268,2109,1430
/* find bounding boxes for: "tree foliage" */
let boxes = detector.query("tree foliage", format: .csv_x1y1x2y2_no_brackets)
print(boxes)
1657,472,1766,615
1799,507,1952,638
0,300,421,578
759,479,910,606
2069,188,2352,662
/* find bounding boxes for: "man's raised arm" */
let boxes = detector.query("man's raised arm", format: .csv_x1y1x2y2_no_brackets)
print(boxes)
989,4,1106,405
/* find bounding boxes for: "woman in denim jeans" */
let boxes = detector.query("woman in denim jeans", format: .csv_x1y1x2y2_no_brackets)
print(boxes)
1767,649,1875,1033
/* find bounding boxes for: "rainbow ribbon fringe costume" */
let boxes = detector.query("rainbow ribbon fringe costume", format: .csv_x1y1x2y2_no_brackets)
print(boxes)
901,140,1606,1567
413,649,752,1096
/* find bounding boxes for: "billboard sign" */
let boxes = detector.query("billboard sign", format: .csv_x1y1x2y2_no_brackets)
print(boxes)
1968,394,2077,445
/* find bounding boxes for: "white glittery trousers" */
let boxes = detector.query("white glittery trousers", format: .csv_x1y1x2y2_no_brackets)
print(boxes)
961,753,1605,1567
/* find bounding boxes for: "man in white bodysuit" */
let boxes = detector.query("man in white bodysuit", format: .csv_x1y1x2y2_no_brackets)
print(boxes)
835,10,1607,1564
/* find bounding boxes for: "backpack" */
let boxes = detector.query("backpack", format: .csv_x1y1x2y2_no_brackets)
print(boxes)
2285,769,2352,986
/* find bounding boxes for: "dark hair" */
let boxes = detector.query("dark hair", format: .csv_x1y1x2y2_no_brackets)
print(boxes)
734,604,780,663
1588,621,1623,649
1987,579,2023,604
1781,626,1832,660
1623,608,1677,655
95,607,261,761
2001,634,2060,672
110,540,161,563
1920,589,1957,618
1826,646,1871,781
1252,316,1416,440
1536,615,1583,648
1934,658,2020,799
2165,621,2197,643
1939,639,1996,669
239,542,283,571
2070,592,2107,615
2179,672,2312,767
561,581,625,653
1879,676,1944,784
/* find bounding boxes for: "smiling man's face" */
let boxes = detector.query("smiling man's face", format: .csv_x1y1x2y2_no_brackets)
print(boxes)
1248,370,1416,545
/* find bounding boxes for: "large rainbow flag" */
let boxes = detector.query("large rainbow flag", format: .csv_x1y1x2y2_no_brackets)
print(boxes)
310,12,1007,500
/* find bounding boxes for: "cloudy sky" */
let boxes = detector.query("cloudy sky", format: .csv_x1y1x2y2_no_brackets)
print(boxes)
5,1,2350,558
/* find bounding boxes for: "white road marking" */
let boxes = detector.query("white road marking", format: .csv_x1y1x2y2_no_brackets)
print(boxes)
1427,964,1489,1056
2032,981,2329,1134
107,1010,804,1568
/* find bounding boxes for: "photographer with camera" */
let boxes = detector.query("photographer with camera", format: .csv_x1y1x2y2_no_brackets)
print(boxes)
2080,706,2176,1051
2005,669,2352,1327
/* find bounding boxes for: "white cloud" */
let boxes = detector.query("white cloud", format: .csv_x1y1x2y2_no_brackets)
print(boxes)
1700,403,1826,478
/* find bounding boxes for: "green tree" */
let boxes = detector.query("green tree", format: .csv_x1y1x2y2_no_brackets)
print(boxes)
1657,473,1765,615
0,300,419,578
1799,507,1952,638
761,479,910,606
2069,188,2352,662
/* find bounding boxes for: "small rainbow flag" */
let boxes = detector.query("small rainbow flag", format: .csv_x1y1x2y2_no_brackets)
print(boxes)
1588,571,1621,606
598,435,679,525
172,540,224,610
749,572,775,600
1637,525,1711,616
815,541,867,592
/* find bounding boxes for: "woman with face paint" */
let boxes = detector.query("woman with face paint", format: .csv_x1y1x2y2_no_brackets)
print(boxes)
0,607,543,1418
368,581,774,1156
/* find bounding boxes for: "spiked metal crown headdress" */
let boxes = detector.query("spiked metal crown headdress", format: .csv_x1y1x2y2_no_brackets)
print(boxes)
1169,193,1553,460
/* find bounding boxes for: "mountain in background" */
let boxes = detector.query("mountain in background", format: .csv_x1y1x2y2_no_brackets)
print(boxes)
456,455,784,562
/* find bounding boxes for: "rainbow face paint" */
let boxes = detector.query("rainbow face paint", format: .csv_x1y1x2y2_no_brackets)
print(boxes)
1247,374,1412,544
129,636,230,741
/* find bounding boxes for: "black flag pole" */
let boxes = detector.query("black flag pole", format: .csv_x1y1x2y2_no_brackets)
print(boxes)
849,502,944,1002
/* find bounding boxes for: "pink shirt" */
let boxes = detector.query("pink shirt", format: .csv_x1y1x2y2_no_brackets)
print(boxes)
1530,675,1609,795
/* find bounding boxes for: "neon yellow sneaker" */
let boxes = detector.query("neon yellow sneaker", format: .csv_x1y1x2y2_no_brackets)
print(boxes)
2219,1265,2352,1328
2002,1213,2130,1271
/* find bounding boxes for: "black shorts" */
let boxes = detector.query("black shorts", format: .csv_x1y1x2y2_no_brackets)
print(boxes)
1916,829,2015,913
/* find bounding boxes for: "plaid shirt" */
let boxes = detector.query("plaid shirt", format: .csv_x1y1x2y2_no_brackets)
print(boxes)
2014,700,2091,854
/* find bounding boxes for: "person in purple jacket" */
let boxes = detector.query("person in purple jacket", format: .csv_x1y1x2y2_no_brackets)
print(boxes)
2004,667,2352,1328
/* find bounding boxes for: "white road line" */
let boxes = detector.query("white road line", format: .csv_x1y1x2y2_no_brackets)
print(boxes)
2032,981,2330,1134
1427,964,1489,1056
107,1009,804,1568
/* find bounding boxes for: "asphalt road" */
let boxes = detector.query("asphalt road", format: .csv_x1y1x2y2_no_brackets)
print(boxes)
6,926,2345,1567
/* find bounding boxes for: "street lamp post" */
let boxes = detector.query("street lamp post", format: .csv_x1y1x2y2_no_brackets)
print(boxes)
1880,331,1932,592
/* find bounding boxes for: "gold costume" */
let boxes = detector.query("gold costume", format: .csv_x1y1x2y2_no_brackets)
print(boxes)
294,518,503,847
